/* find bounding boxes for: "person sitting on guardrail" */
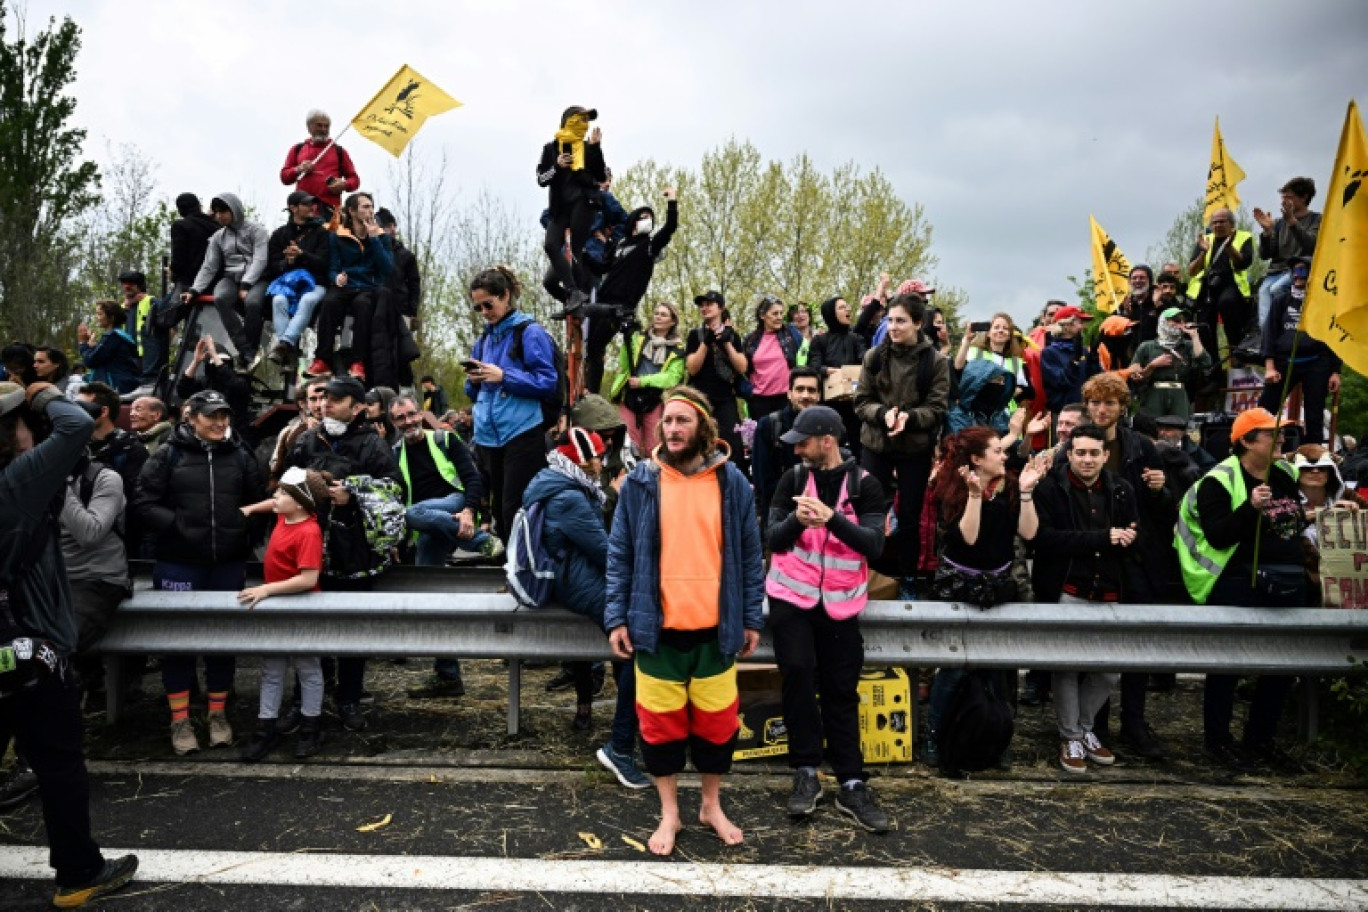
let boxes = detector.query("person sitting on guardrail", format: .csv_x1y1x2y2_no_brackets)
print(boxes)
237,467,332,762
1029,423,1140,775
1175,408,1308,774
133,389,265,756
606,386,764,856
764,405,890,832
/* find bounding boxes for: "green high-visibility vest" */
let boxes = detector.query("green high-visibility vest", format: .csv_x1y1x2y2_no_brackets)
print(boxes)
1187,229,1253,299
1174,454,1297,604
397,431,464,507
796,337,810,367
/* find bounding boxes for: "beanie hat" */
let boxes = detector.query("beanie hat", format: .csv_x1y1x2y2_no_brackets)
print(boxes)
277,467,331,515
0,381,23,418
555,427,606,464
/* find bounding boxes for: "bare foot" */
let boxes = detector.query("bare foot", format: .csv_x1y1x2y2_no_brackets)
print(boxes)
699,804,744,845
649,816,683,856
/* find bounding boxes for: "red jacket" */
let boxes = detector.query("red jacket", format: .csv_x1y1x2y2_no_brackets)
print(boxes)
280,139,361,209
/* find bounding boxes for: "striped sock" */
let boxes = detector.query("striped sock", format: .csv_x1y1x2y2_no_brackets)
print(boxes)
208,691,229,714
167,690,190,723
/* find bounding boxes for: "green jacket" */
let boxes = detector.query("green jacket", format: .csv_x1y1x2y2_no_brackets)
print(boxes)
609,334,685,403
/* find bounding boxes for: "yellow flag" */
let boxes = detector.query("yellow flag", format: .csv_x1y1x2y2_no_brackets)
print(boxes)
351,65,461,157
1302,100,1368,375
1089,215,1131,314
1203,117,1247,224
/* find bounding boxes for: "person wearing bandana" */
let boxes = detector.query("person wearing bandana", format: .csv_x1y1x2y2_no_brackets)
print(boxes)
1130,307,1211,421
1258,257,1342,445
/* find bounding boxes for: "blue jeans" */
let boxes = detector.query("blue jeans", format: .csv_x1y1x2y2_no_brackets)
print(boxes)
406,491,490,567
1256,271,1292,340
272,286,326,347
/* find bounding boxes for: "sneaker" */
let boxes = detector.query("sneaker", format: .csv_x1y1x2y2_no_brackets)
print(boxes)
1245,740,1306,775
596,744,651,790
267,341,293,366
294,717,323,759
545,667,576,693
787,768,823,818
348,362,366,381
170,718,200,755
1204,739,1256,774
835,782,889,833
1059,739,1087,774
278,706,304,735
406,676,465,699
1119,721,1167,761
207,710,233,747
1081,731,1114,765
445,546,487,564
304,358,330,378
338,701,368,732
479,536,506,560
52,854,138,909
239,722,279,763
0,764,39,811
551,290,588,321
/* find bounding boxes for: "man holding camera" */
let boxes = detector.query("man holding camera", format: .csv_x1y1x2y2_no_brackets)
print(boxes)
0,381,137,906
685,291,750,464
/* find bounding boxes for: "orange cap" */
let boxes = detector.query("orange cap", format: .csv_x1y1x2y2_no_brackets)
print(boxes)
1230,407,1286,443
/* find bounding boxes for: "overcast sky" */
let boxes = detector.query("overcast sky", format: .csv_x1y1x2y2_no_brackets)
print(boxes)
25,0,1368,320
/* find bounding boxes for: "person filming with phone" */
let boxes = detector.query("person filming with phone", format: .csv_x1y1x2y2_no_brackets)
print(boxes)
1130,306,1210,422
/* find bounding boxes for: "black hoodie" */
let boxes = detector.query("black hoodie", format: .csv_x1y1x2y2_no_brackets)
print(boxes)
596,200,678,308
170,205,221,286
807,297,868,372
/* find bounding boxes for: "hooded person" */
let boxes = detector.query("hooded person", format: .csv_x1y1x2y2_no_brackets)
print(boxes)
183,192,272,366
169,193,221,295
946,356,1015,435
807,296,869,459
1122,265,1161,340
537,106,608,312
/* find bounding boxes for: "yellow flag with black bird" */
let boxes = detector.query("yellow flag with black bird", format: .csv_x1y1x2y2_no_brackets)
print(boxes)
1302,99,1368,375
1089,215,1131,314
1203,117,1247,225
351,65,461,157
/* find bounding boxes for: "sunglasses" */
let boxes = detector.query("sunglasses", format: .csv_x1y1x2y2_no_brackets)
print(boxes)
1300,465,1330,472
473,300,497,312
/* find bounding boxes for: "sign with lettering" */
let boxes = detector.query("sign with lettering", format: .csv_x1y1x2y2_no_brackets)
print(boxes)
1316,507,1368,609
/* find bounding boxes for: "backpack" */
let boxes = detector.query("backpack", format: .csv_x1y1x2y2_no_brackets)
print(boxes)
323,475,406,580
937,671,1015,776
503,321,568,430
504,498,565,608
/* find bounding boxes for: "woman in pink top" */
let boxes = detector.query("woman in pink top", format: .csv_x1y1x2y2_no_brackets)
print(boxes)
744,295,804,420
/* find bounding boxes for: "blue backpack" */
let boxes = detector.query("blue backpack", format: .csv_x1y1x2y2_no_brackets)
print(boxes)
504,499,564,608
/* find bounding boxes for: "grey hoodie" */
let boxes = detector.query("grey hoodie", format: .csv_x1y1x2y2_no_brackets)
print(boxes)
191,191,271,292
60,465,129,588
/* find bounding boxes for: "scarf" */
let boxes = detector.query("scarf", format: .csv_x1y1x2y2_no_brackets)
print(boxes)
553,116,589,171
639,327,681,368
547,450,607,505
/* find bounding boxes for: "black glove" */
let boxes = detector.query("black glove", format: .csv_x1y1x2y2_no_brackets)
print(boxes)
702,327,717,347
717,327,738,348
0,637,61,696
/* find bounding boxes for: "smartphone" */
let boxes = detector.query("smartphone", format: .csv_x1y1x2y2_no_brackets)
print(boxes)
560,142,572,155
970,321,991,333
460,359,481,372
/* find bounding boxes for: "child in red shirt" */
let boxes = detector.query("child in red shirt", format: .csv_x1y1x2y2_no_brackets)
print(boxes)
238,468,329,761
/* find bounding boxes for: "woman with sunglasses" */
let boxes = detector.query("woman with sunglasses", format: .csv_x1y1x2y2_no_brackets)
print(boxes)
744,295,806,421
1293,444,1366,606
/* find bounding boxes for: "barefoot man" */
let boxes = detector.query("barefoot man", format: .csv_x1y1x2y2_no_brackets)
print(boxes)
606,386,764,855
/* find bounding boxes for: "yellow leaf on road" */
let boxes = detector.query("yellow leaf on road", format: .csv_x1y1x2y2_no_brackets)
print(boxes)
357,813,393,832
621,835,646,852
578,832,603,850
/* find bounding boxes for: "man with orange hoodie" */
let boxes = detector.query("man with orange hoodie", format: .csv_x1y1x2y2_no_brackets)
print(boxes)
606,386,764,857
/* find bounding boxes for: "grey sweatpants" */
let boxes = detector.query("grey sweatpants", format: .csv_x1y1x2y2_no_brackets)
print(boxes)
258,656,324,720
1052,594,1120,741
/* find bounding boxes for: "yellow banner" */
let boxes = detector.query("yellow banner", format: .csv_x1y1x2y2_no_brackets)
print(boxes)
1089,215,1131,314
1303,100,1368,375
351,65,461,157
1203,117,1246,224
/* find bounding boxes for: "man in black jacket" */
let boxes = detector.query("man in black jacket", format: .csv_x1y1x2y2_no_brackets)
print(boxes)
168,192,219,298
752,368,821,523
265,191,331,366
285,376,401,731
1259,257,1341,444
537,106,608,312
376,208,422,326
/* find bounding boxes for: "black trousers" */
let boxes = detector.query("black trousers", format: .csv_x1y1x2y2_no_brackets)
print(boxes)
0,674,106,887
748,393,788,422
543,202,595,297
478,425,549,540
861,447,933,580
321,576,373,705
581,305,623,398
770,597,866,783
1259,356,1335,445
315,287,376,366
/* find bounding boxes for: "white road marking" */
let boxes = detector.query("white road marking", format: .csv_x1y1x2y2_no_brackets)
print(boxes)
1,847,1364,909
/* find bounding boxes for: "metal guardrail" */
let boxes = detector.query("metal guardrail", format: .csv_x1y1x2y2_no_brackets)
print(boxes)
96,568,1368,736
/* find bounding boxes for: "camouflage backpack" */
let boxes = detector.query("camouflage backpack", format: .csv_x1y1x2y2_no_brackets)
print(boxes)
323,475,406,579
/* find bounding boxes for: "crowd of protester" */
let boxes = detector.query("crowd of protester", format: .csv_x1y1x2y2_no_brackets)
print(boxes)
2,106,1366,903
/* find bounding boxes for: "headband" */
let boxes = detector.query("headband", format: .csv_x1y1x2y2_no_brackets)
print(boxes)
662,393,711,421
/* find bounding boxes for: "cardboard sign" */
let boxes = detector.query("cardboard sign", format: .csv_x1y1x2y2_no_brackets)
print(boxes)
824,365,862,402
1316,507,1368,609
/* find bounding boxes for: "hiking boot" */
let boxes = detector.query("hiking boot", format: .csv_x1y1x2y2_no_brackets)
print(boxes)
1059,739,1087,774
170,718,200,756
596,744,651,789
52,854,138,909
1245,740,1306,775
0,763,39,811
1204,739,1256,774
207,710,233,747
1119,721,1166,761
545,667,576,692
278,706,303,735
1081,731,1114,765
835,783,889,833
787,768,823,818
348,362,366,381
304,358,330,378
407,676,465,699
338,701,368,732
571,705,593,732
239,721,279,763
294,717,323,759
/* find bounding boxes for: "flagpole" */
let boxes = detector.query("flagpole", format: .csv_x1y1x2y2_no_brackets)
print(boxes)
305,124,353,168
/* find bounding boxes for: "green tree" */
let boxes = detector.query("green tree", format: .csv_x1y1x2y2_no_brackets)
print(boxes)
0,4,100,343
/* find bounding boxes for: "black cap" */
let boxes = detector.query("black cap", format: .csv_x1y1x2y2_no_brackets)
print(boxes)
560,106,598,125
285,190,317,209
780,405,845,444
324,376,366,401
1154,415,1188,429
186,390,232,416
694,290,725,308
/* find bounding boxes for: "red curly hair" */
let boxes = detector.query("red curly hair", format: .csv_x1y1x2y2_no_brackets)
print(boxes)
929,426,1020,525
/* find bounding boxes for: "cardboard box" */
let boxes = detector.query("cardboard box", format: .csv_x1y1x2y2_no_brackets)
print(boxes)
734,666,913,764
823,364,862,401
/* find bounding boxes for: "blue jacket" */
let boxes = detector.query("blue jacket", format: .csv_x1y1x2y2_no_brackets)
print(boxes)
523,465,607,628
79,328,140,393
947,357,1014,435
1041,334,1099,413
604,453,765,657
464,310,558,447
328,232,393,289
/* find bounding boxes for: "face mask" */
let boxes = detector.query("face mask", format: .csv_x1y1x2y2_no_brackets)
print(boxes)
1291,287,1306,301
1158,322,1182,345
636,218,653,235
323,417,349,436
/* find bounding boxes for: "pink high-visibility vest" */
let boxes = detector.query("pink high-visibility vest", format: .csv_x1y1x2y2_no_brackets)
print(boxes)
765,469,869,619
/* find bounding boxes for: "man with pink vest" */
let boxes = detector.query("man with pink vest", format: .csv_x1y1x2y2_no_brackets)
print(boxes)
764,405,889,833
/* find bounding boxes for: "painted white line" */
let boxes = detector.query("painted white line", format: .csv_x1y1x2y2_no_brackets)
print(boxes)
1,847,1364,909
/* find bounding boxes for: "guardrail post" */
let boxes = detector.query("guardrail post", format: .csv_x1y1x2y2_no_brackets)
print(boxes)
1297,677,1319,744
507,659,522,736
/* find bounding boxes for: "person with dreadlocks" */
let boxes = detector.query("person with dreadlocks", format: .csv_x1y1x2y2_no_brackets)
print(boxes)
537,106,608,313
1130,307,1210,422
